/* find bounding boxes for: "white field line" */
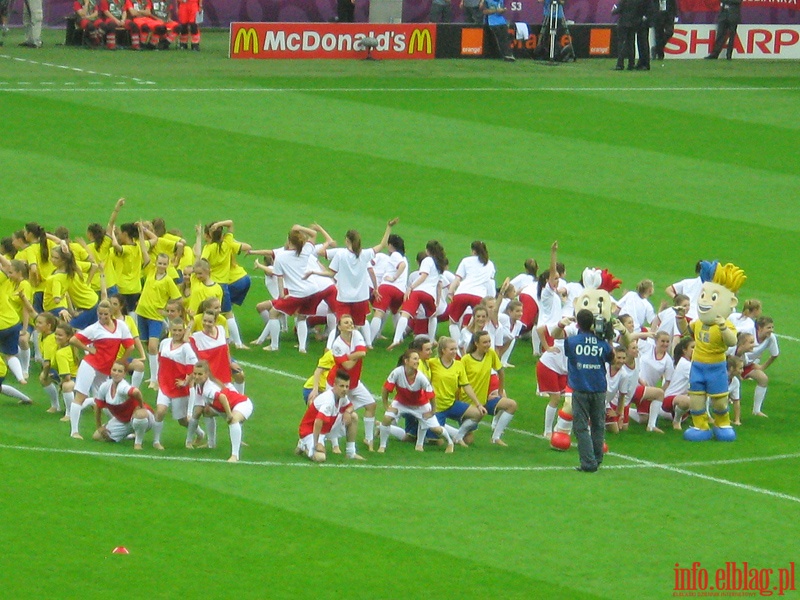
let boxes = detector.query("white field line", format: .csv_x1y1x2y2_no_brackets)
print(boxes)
0,443,647,472
0,54,156,85
776,333,800,342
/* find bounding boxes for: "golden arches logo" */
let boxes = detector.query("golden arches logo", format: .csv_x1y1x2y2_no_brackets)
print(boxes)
408,28,432,55
233,27,259,55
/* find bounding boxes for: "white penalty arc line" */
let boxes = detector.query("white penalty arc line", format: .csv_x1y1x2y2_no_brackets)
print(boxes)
0,443,647,472
1,86,799,93
0,54,156,84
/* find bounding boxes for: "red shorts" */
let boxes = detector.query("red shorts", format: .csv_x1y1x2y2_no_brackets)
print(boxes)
489,373,500,396
133,16,159,31
273,287,337,317
662,394,677,414
177,0,199,23
536,361,567,394
519,293,539,331
742,364,756,378
335,300,370,326
637,400,652,415
605,408,619,425
631,385,645,404
372,285,404,314
400,290,436,318
448,294,482,324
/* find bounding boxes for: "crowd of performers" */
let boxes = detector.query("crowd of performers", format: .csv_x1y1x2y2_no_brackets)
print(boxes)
0,199,781,462
73,0,202,50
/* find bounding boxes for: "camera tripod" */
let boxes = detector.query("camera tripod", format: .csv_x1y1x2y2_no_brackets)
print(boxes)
535,0,576,62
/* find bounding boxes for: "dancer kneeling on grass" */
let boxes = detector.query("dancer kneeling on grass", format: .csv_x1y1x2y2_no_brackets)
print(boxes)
379,349,453,453
92,361,154,450
188,360,253,463
296,370,364,462
461,330,517,446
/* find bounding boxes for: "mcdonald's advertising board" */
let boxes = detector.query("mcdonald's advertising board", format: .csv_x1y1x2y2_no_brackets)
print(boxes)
230,23,437,59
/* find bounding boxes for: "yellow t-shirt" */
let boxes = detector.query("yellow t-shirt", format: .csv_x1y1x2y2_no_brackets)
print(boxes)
8,279,33,322
55,346,79,378
113,243,145,294
136,273,182,321
41,332,59,366
461,349,502,404
202,233,238,285
0,273,21,329
116,315,140,360
429,357,470,412
187,278,223,316
44,272,69,312
303,350,335,391
27,241,57,293
87,236,118,290
66,271,99,310
691,319,736,364
143,234,181,280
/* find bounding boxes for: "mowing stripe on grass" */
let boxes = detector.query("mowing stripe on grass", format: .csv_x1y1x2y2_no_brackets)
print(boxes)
2,86,800,94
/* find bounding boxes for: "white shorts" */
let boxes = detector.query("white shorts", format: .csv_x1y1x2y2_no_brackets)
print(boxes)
106,412,154,442
389,400,439,428
156,391,190,420
208,399,254,420
345,381,375,410
75,361,108,397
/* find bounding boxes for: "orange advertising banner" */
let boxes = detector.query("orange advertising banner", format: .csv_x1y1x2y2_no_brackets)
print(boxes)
230,23,437,59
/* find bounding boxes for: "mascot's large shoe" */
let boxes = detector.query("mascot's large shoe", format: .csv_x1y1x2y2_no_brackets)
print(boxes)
684,410,713,441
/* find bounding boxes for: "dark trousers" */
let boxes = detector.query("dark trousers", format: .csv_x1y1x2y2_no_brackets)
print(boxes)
572,390,606,471
489,23,513,58
337,0,354,22
711,6,741,58
636,23,650,68
652,11,674,58
616,25,636,68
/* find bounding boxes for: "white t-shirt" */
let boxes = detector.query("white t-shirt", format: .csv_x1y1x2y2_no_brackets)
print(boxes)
272,242,318,298
605,365,630,408
655,307,682,338
616,291,656,330
639,338,674,386
497,312,523,344
510,273,534,294
621,360,641,402
746,333,779,365
538,284,564,327
454,256,496,298
378,251,409,293
663,357,691,397
729,313,756,338
411,256,440,298
329,248,375,303
671,276,702,321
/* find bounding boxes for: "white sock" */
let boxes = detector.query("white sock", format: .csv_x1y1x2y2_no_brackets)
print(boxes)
448,322,461,343
438,425,453,444
148,353,158,383
544,405,558,435
132,417,148,445
152,419,164,444
501,339,517,365
370,316,383,342
379,424,390,449
673,405,687,424
297,319,308,353
427,316,437,340
392,316,409,345
444,424,459,439
753,386,767,413
416,423,427,447
648,400,663,430
2,384,31,403
363,417,375,443
131,369,145,389
62,391,74,416
19,347,31,376
389,424,407,440
254,323,269,345
360,324,372,348
345,441,357,457
32,330,42,362
186,418,199,445
492,411,514,441
325,313,336,336
229,422,242,459
227,317,242,346
69,401,83,435
267,319,281,350
206,417,217,448
44,383,59,410
6,356,24,382
455,418,477,442
629,406,642,424
233,381,245,394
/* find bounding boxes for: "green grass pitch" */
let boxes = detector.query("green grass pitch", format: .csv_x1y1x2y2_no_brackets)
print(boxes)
1,29,799,599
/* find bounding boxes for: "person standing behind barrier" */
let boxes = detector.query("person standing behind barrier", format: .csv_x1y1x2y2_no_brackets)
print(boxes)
563,309,614,472
481,0,515,61
705,0,741,60
460,0,482,24
20,0,43,47
612,0,642,70
177,0,201,49
337,0,354,22
429,0,452,22
651,0,676,59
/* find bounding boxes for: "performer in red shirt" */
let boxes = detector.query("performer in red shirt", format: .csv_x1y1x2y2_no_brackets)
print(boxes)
92,361,154,450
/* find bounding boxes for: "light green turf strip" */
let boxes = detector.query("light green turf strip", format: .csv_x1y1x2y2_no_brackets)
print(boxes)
23,89,800,230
